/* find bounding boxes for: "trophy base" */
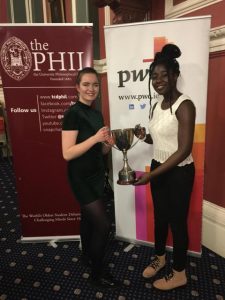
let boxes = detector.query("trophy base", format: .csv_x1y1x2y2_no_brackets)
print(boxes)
117,179,136,185
117,170,136,185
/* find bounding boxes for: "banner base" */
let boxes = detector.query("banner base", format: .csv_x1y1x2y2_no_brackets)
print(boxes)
20,235,80,243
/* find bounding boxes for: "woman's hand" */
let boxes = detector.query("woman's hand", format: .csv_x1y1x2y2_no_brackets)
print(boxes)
94,126,111,143
133,172,151,185
101,127,115,154
105,135,115,146
134,124,146,140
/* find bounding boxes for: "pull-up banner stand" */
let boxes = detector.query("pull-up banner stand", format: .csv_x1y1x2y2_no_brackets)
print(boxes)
0,24,93,241
104,16,211,255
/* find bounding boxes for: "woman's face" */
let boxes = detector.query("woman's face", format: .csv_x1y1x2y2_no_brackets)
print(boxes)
76,73,99,105
151,64,177,96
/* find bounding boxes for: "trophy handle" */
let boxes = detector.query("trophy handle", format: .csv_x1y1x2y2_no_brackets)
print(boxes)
129,138,140,149
112,144,120,150
131,125,146,149
102,141,120,151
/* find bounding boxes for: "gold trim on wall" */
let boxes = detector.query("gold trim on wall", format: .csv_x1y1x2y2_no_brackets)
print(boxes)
46,1,52,22
60,0,65,23
104,6,111,25
71,0,77,22
25,0,32,23
10,0,15,23
165,0,223,19
42,0,48,22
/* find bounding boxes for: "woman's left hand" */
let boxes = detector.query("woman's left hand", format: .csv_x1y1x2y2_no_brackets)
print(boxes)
133,172,151,185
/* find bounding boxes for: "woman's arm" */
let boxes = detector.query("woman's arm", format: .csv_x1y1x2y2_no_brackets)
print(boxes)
102,143,112,155
62,127,109,161
134,100,196,184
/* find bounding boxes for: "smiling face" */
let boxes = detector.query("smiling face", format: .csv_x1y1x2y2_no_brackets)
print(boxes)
76,73,99,105
151,64,178,96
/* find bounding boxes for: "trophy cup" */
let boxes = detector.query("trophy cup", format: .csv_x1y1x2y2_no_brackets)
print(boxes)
111,126,145,185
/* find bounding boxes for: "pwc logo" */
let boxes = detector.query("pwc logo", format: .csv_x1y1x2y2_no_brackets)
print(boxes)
0,36,32,81
117,36,171,88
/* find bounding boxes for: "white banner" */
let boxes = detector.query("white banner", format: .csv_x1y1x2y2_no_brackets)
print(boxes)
104,16,211,254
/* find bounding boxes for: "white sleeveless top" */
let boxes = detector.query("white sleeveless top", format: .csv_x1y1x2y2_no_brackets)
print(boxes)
149,94,194,167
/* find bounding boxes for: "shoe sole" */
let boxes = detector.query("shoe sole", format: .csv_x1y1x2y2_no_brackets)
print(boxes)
153,283,187,291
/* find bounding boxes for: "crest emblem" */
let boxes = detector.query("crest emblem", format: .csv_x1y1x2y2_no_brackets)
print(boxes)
0,36,32,81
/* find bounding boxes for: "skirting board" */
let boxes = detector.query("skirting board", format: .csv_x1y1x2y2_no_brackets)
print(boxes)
202,200,225,258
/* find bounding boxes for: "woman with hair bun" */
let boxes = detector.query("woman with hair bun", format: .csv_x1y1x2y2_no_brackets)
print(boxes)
134,44,196,290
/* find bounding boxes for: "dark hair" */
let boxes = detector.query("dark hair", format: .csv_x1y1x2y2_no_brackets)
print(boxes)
150,44,181,77
76,67,99,85
148,44,181,116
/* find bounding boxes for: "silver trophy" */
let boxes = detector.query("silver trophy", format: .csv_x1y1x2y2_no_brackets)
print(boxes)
111,125,145,185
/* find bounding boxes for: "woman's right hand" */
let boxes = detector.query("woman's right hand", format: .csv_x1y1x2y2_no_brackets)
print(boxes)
134,124,146,140
133,172,151,185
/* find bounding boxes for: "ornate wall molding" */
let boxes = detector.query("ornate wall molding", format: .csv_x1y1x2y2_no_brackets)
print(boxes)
94,58,107,74
93,0,150,24
210,25,225,52
165,0,222,19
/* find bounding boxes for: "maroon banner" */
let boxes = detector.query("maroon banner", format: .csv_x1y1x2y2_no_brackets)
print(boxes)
0,25,93,240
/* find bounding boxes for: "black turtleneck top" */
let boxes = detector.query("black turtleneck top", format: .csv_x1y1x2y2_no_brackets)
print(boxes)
62,101,105,204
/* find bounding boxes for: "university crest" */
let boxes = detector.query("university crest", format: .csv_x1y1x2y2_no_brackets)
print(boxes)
0,36,32,81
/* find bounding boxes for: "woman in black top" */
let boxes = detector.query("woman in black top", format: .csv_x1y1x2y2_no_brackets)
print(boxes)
62,67,116,289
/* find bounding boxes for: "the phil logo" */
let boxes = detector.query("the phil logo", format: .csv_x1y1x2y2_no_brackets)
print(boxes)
0,36,32,81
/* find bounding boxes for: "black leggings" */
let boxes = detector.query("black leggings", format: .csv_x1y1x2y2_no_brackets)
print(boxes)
151,159,195,271
80,199,110,278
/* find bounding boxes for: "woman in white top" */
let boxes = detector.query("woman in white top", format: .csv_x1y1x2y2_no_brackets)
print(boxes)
134,44,196,291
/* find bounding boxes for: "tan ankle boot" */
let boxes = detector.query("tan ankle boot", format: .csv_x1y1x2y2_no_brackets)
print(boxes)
153,269,187,291
142,255,166,278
